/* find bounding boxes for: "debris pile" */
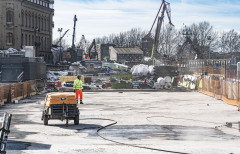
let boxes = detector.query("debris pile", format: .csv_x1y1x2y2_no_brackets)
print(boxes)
0,48,25,57
47,71,70,82
131,64,154,76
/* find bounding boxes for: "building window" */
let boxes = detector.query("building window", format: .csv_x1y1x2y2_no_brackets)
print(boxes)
29,14,31,27
32,35,34,46
32,14,34,28
41,17,43,31
25,34,27,46
21,34,24,46
6,10,14,24
35,15,37,28
21,11,24,26
38,16,40,29
29,35,31,46
45,38,47,50
25,12,28,27
46,19,49,31
44,18,46,31
6,33,13,45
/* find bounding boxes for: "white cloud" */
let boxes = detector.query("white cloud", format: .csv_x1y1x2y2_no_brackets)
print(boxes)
53,0,240,45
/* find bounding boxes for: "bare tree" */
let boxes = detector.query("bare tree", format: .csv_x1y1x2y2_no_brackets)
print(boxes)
95,28,147,47
158,24,181,57
218,30,240,53
52,38,70,49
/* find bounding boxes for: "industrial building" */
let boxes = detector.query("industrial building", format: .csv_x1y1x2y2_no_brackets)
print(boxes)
0,0,54,63
96,44,115,61
109,46,143,63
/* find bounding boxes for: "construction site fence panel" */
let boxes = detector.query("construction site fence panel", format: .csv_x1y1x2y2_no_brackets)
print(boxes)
199,77,240,107
0,80,37,105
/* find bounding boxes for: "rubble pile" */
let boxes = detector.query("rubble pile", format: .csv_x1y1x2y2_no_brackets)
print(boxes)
47,71,70,82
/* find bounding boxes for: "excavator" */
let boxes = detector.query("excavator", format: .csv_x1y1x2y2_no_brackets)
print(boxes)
146,0,174,61
84,39,97,60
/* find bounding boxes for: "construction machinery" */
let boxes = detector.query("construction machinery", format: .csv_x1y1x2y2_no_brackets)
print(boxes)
41,92,79,126
55,29,70,46
85,39,97,60
66,15,78,63
146,0,174,61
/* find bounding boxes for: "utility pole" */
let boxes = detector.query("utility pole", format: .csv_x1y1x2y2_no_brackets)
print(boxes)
58,28,63,62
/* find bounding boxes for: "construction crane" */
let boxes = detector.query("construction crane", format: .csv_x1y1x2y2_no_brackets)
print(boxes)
148,0,174,61
55,29,69,46
72,15,77,49
67,15,78,62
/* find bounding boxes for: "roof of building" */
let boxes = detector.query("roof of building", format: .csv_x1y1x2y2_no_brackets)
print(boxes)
114,47,143,55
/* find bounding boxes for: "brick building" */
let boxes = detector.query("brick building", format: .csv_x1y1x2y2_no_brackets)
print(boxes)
0,0,54,63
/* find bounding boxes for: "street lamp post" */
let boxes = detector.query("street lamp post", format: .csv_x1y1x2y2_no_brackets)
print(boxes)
34,27,40,57
58,28,63,62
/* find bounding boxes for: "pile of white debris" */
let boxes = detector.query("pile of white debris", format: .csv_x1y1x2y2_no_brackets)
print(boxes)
131,64,154,76
153,76,172,89
0,48,25,55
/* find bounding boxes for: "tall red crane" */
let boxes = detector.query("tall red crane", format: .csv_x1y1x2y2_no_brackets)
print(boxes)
148,0,174,60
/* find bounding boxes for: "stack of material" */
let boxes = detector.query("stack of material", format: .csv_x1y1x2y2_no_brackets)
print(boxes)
45,92,76,107
153,76,172,89
154,66,178,78
60,76,84,83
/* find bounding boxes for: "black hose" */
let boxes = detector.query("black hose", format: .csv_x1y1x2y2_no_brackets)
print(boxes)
80,118,189,154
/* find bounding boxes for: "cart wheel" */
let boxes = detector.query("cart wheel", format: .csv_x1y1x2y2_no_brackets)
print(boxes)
43,115,48,125
41,111,44,120
66,119,68,127
74,114,79,125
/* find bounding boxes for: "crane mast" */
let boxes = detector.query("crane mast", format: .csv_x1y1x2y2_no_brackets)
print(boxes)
149,0,174,61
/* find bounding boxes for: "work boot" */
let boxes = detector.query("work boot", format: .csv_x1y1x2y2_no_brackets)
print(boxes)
80,100,83,104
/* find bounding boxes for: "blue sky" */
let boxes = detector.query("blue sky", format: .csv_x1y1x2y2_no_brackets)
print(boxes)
53,0,240,43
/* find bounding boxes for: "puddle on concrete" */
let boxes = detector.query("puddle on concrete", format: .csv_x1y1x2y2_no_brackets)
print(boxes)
6,140,51,151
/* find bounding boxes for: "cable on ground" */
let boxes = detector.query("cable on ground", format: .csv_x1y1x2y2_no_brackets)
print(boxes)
80,118,189,154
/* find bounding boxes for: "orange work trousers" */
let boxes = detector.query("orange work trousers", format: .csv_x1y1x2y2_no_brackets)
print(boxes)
75,89,83,100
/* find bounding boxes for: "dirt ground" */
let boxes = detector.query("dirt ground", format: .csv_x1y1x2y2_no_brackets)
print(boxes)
1,91,240,154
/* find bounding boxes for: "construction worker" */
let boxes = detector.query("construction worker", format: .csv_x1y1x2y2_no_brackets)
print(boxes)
73,75,83,104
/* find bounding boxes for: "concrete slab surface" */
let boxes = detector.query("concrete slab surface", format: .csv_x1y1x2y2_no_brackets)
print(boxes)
1,91,239,154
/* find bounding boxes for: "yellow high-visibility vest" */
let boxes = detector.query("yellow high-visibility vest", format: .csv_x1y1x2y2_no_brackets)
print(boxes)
73,79,83,90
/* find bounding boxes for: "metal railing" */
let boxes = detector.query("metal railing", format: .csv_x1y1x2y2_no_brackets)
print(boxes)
0,113,12,154
17,72,24,82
